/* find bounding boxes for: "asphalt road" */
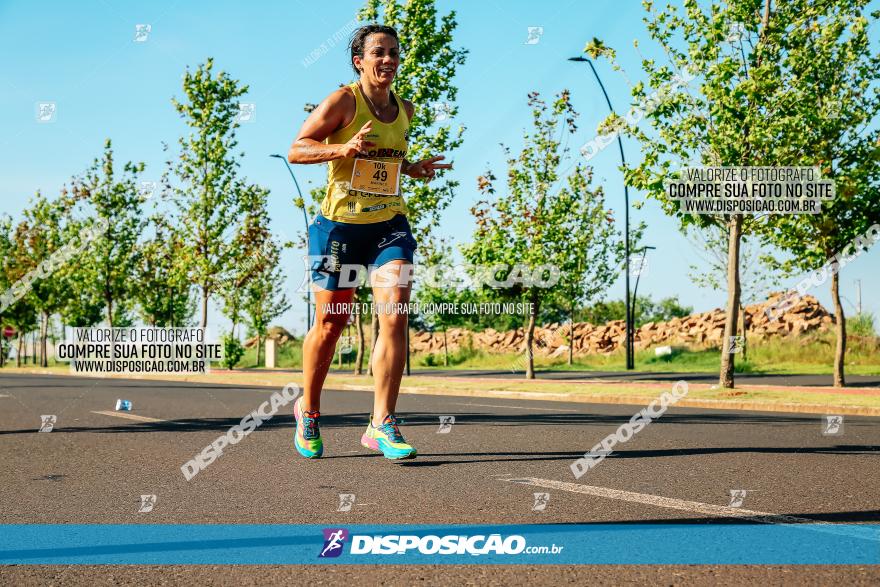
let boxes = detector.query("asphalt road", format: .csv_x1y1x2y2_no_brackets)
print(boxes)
1,373,878,585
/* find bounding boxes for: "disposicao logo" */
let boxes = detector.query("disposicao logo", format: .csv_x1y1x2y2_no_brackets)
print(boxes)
318,531,531,557
319,528,349,558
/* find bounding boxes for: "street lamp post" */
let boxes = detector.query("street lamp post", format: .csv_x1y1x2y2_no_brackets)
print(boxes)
630,246,656,357
270,153,313,331
568,55,634,369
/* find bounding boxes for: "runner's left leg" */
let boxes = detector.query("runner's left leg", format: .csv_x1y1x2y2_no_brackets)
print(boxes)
369,259,412,425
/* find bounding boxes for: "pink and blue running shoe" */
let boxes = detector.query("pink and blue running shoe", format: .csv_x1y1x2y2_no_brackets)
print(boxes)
293,396,323,459
361,413,417,460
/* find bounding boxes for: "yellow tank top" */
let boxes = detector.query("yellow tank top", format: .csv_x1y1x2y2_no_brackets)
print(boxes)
320,82,410,224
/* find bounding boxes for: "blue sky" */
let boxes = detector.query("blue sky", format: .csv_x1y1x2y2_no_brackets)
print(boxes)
1,0,878,336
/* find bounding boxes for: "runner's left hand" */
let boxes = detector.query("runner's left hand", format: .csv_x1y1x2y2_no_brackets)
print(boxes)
406,156,452,181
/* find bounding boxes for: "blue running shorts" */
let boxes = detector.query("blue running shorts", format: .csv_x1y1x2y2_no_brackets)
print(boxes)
307,213,417,291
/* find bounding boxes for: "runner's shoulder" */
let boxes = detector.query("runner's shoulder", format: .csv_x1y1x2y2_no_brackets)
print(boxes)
326,85,357,112
320,85,357,129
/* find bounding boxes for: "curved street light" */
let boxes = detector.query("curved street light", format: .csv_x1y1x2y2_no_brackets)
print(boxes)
270,153,312,331
568,55,635,369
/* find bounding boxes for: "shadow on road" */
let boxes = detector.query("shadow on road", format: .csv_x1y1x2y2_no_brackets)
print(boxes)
375,445,880,467
0,410,864,436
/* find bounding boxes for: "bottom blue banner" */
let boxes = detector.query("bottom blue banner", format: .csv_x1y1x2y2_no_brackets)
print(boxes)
0,524,877,564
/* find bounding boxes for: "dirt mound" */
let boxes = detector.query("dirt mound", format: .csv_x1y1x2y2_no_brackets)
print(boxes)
410,293,834,356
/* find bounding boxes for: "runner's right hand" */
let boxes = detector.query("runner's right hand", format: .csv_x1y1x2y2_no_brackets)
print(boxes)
339,121,375,158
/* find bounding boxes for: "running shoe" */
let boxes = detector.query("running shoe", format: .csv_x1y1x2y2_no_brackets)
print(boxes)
293,397,323,459
361,413,417,460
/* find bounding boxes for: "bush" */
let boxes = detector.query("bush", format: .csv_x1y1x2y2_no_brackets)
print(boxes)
848,313,877,338
221,334,245,369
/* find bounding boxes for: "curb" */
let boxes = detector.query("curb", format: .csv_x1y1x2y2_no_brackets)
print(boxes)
337,384,880,417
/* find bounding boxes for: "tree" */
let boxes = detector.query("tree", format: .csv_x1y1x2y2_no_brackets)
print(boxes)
243,239,292,367
0,215,15,367
71,139,146,326
170,58,255,327
219,184,273,339
602,0,819,387
134,215,195,327
463,91,626,379
57,211,105,335
15,192,75,367
753,0,880,386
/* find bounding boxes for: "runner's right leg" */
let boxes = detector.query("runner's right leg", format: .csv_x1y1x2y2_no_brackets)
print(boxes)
301,286,356,412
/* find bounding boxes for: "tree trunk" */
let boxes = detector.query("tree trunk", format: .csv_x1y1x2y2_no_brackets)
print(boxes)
200,286,209,328
31,331,37,366
739,304,748,362
16,334,22,367
525,292,540,380
256,335,262,367
355,310,364,375
831,269,846,387
568,305,574,366
719,215,743,388
367,309,379,376
106,293,114,328
40,312,49,368
443,328,449,366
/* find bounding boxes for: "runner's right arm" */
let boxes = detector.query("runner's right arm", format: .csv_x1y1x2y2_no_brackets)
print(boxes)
288,88,375,164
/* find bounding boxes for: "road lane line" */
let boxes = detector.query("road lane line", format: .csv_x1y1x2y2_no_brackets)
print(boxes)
91,410,165,423
503,477,879,542
453,402,578,412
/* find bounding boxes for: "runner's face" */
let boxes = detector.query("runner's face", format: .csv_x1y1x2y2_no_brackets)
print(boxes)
356,33,399,86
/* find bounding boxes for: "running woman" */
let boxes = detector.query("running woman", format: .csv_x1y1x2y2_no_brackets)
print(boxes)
287,24,451,460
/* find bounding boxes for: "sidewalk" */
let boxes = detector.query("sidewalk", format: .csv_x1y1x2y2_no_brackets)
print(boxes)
4,366,880,416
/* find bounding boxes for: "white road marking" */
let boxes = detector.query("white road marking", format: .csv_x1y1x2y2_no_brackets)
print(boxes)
453,402,578,412
91,410,165,423
0,394,10,398
503,477,879,542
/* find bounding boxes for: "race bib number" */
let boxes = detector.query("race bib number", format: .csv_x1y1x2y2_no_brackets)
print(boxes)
351,158,401,196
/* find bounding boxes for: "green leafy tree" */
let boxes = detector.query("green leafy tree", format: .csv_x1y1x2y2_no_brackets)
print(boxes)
170,58,255,327
0,214,15,367
135,215,195,327
243,239,292,367
0,213,39,366
221,332,246,369
463,91,626,379
70,139,146,326
219,184,273,339
753,0,880,386
57,211,104,334
601,0,837,387
15,192,77,366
